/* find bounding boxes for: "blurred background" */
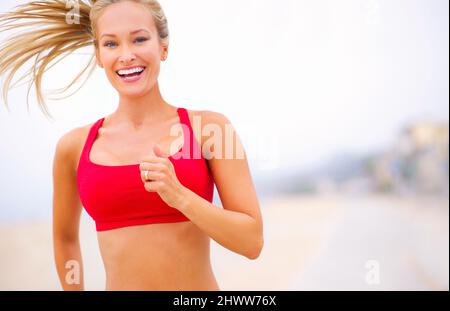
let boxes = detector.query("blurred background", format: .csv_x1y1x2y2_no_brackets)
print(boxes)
0,0,448,290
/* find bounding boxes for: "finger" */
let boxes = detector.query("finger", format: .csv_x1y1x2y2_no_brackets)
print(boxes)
144,180,164,192
153,144,170,158
140,156,163,163
139,162,166,172
140,170,165,183
140,156,171,167
140,160,173,173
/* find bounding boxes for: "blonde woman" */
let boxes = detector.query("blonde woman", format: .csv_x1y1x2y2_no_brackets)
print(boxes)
0,0,263,290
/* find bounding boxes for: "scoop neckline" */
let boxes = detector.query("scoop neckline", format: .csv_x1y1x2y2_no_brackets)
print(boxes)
87,107,185,168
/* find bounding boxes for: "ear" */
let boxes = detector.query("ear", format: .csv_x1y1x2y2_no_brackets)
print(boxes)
160,42,169,61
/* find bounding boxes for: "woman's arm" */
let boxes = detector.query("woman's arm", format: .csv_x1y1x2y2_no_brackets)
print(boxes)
52,128,85,290
179,111,264,260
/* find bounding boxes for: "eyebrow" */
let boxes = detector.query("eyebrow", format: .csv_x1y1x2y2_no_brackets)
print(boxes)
100,29,150,39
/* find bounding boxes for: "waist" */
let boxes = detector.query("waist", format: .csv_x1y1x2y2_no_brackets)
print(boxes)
105,264,219,290
97,222,219,290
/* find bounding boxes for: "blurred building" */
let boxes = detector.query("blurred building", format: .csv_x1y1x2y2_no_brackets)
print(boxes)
371,121,449,196
266,121,449,197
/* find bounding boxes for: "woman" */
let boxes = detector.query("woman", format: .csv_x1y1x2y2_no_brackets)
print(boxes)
0,0,263,290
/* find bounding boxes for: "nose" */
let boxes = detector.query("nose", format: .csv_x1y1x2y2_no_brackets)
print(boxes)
118,45,136,64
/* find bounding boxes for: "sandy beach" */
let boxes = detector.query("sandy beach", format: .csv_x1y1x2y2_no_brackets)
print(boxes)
0,194,448,291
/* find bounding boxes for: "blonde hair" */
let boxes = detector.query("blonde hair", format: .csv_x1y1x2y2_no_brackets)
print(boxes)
0,0,169,119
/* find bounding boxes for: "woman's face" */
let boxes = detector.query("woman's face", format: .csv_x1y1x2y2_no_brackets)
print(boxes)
95,1,168,97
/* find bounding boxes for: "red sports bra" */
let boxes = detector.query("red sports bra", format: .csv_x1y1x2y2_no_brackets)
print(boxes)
76,107,214,231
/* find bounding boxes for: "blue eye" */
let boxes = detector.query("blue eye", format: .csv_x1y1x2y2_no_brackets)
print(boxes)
135,37,148,43
104,41,116,48
103,37,148,48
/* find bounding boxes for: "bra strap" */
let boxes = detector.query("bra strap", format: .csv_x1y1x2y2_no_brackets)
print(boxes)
177,107,201,159
82,117,104,162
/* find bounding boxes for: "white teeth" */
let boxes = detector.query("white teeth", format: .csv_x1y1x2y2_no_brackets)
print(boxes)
117,67,145,75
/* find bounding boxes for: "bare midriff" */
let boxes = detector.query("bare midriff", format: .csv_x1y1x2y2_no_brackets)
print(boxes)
97,221,220,290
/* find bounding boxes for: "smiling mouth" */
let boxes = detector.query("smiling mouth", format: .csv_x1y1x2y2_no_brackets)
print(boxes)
116,67,146,80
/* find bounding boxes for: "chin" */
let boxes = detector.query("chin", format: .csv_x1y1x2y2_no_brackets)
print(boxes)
118,83,156,98
117,88,148,98
108,71,157,97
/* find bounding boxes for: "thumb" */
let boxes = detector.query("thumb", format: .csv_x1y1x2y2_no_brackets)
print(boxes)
153,143,169,158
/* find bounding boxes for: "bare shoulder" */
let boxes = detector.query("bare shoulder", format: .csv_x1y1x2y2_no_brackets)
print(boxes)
184,109,231,132
198,109,229,124
184,108,231,146
54,121,95,172
184,108,229,123
184,107,202,121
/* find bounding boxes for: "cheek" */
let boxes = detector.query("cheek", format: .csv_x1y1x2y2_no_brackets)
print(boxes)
143,51,159,67
141,44,161,61
98,51,115,70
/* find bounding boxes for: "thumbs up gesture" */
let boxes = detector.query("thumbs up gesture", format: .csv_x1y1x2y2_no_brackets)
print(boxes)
139,143,188,210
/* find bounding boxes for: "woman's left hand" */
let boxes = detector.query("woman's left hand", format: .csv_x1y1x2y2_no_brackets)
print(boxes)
139,144,188,210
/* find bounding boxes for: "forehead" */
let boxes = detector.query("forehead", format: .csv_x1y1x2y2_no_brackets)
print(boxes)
97,1,156,36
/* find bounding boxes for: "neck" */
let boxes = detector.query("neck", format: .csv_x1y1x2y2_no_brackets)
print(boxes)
111,82,175,128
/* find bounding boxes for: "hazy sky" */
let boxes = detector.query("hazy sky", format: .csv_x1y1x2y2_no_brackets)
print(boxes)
0,0,448,219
